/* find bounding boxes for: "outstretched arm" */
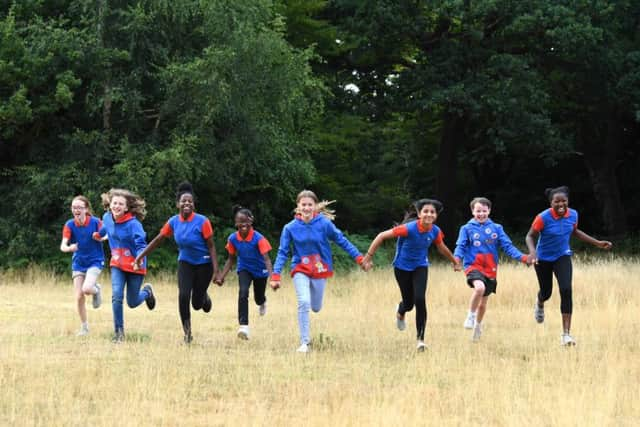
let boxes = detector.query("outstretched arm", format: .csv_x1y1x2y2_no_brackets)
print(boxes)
205,236,219,276
435,242,462,271
573,228,612,249
60,237,78,253
215,254,236,285
361,229,395,267
134,233,166,269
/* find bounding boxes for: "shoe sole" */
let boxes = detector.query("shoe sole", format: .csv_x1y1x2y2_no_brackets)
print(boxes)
237,331,249,340
144,284,156,310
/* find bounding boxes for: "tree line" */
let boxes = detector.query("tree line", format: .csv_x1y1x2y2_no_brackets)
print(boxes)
1,0,639,270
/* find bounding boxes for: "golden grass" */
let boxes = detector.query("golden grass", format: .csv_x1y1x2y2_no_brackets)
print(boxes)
1,259,639,426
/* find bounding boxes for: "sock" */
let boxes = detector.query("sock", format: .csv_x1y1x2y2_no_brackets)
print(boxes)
81,322,89,329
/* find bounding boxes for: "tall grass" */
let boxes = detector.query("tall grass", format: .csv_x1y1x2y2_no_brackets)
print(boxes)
1,260,638,426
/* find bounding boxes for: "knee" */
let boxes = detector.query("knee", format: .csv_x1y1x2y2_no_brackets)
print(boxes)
76,292,85,302
239,289,250,300
192,298,203,310
298,299,310,312
81,284,94,295
474,283,486,296
311,303,322,313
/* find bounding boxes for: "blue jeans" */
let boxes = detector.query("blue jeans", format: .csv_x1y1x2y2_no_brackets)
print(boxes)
111,267,149,332
293,273,326,345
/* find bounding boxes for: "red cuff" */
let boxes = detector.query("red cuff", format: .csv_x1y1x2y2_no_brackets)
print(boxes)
355,255,364,265
271,273,281,281
92,232,101,240
520,255,527,263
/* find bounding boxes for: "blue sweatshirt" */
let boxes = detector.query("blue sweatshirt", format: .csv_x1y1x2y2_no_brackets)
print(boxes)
454,219,526,279
272,214,363,280
392,220,444,271
160,212,214,265
226,228,272,278
99,212,147,274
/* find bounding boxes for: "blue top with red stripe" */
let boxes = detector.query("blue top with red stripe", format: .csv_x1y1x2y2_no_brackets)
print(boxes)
62,215,105,272
226,228,272,278
160,212,214,265
272,214,363,280
531,208,578,262
454,219,526,279
392,221,444,271
98,212,147,274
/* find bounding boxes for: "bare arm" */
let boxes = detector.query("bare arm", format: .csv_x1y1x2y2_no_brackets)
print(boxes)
436,241,462,271
134,233,166,267
60,237,77,253
215,254,236,285
361,229,395,267
525,227,539,261
206,236,219,276
573,228,613,249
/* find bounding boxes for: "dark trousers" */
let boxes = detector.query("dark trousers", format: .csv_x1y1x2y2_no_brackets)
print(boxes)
178,261,213,330
394,267,429,340
238,270,267,325
535,255,573,314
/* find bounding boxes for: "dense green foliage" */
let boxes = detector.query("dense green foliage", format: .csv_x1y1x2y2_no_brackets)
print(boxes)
1,0,638,271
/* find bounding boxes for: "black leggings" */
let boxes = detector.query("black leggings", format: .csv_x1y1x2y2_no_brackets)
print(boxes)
238,270,267,325
178,261,213,328
534,255,573,314
394,267,428,340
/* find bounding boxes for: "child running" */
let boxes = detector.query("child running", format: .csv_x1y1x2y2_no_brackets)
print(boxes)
525,186,612,346
454,197,533,342
215,206,273,340
60,195,104,336
96,188,156,343
134,182,218,344
270,190,369,353
362,199,461,352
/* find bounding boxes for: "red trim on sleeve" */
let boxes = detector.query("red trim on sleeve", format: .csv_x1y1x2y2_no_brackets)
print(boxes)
97,219,103,229
355,255,364,265
392,224,409,238
434,230,444,245
520,255,527,263
201,219,213,239
271,273,281,281
257,237,272,254
532,215,544,232
62,225,72,239
225,241,237,255
160,222,173,237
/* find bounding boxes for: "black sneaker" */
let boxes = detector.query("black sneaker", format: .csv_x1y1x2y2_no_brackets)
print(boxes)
202,293,212,313
143,283,156,310
112,329,125,343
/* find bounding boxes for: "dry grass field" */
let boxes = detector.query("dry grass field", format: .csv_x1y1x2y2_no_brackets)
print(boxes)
1,258,638,426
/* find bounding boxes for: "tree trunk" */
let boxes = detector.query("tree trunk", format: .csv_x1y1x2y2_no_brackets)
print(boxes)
435,112,463,240
582,118,628,238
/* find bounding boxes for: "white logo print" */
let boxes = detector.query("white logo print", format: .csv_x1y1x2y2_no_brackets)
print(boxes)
473,241,481,247
485,228,492,234
491,233,498,239
473,233,480,239
302,257,310,264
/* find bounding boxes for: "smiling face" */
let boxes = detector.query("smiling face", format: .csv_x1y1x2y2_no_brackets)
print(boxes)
550,192,569,216
297,196,317,222
110,195,128,219
471,202,491,224
71,198,88,221
417,204,438,227
178,193,194,218
235,212,253,237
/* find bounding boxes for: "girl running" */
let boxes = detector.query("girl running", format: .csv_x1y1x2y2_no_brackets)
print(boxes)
60,195,104,336
454,197,533,342
134,182,218,344
215,206,273,340
96,188,156,343
525,186,612,346
270,190,368,353
362,199,461,352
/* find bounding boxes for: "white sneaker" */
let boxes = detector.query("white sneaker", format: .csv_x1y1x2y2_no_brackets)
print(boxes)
472,323,482,342
561,333,576,346
92,283,102,309
296,343,309,353
396,304,406,331
237,325,250,340
259,301,267,316
416,340,426,352
464,312,476,329
76,324,89,336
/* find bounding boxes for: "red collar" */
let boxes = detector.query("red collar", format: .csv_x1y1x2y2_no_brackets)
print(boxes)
417,221,433,233
236,228,255,242
179,212,196,222
549,208,570,220
73,215,92,227
114,212,134,224
295,212,319,222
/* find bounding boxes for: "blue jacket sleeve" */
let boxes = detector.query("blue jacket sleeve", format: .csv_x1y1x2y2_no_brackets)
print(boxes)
272,226,292,275
453,225,468,261
327,221,362,259
497,225,524,261
131,219,147,256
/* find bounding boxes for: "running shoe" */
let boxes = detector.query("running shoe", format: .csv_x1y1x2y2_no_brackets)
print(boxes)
561,333,576,346
472,323,482,342
296,343,309,353
76,324,89,336
237,325,250,340
464,312,476,329
92,283,102,309
416,340,426,352
259,300,267,316
112,329,125,343
534,303,544,323
143,283,156,310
